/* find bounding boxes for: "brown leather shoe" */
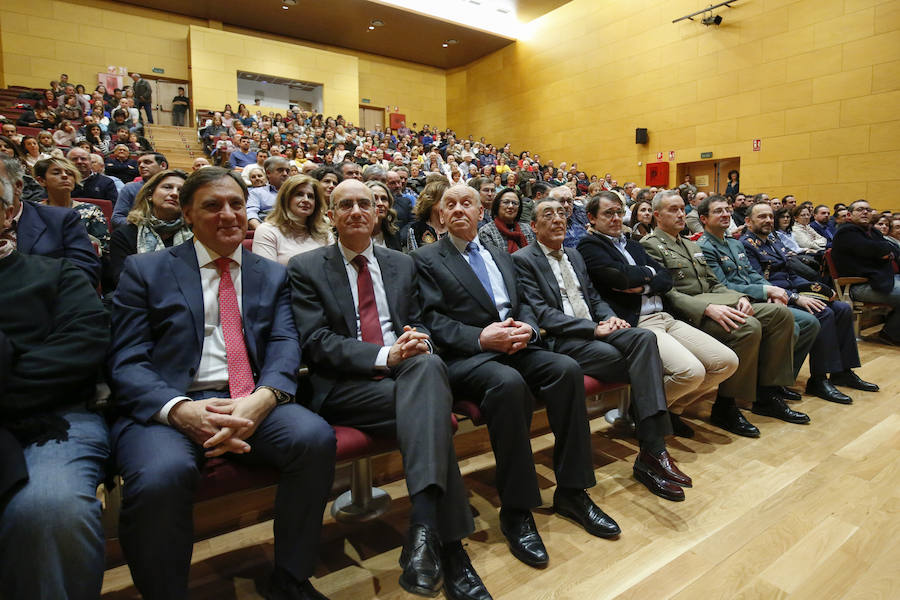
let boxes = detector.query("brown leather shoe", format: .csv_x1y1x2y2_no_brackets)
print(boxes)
633,462,685,502
636,450,692,488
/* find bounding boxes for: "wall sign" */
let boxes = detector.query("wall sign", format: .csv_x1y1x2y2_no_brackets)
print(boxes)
701,151,713,159
753,139,761,151
668,150,676,161
656,152,663,160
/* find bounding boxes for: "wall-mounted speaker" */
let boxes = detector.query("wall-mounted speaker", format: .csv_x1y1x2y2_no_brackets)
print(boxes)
635,128,648,144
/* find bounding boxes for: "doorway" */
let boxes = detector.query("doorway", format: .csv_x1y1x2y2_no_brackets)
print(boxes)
146,78,190,127
676,157,740,195
359,106,384,133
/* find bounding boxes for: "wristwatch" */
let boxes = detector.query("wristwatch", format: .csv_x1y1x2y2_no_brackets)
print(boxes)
788,292,799,304
256,386,293,405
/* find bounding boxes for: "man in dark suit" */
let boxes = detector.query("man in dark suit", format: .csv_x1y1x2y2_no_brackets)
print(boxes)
0,177,111,600
0,155,101,287
413,185,621,570
833,199,900,345
514,194,693,502
110,167,336,600
288,179,490,600
67,147,117,202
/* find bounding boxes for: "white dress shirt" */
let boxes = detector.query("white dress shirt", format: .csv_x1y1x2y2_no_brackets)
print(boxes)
158,239,243,424
537,241,583,318
339,242,397,368
599,233,664,316
449,233,511,320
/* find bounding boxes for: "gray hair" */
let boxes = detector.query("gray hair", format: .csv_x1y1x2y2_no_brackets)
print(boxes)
362,165,386,181
0,174,13,208
652,189,681,211
0,155,25,185
390,165,410,176
547,185,573,200
263,156,289,173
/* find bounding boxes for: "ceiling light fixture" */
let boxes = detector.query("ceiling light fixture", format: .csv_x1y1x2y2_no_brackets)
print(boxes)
281,0,296,8
672,1,737,24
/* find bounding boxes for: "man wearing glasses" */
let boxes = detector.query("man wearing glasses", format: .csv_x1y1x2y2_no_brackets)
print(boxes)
832,200,900,346
513,192,694,502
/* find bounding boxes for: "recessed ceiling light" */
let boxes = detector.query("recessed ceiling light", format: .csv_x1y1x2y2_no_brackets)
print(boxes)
442,43,448,47
370,18,385,27
368,26,375,30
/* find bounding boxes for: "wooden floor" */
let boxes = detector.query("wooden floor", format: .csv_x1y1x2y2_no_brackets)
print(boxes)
101,333,900,600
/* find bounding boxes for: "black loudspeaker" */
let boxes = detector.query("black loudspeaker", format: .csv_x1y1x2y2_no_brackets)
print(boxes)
635,128,648,144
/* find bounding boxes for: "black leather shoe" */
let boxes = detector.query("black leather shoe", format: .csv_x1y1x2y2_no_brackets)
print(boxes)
830,370,879,392
398,524,443,597
441,544,493,600
669,411,695,438
499,508,548,567
262,570,330,600
633,462,685,502
806,376,852,404
552,489,621,538
752,394,811,424
780,386,802,402
710,402,760,438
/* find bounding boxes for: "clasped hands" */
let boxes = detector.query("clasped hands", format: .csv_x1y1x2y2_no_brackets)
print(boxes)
386,325,431,367
169,387,277,458
704,297,755,332
479,318,533,354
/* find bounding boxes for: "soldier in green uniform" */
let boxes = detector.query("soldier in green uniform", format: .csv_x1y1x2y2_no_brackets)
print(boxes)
640,190,807,438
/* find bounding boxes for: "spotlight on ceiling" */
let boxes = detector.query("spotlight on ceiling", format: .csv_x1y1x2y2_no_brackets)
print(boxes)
281,0,296,8
702,14,723,26
442,39,458,48
672,1,737,25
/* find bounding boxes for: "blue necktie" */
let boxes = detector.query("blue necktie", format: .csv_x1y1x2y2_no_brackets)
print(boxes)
465,242,495,302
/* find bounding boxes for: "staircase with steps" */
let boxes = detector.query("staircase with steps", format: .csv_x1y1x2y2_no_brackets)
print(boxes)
143,124,204,172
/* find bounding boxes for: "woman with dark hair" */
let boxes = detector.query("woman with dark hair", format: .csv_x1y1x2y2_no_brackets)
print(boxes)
42,88,58,109
407,179,450,251
629,199,655,241
725,169,740,197
253,174,333,265
20,135,49,170
365,180,401,250
477,186,536,253
52,120,78,148
774,208,802,253
310,166,342,200
83,123,110,156
109,169,190,288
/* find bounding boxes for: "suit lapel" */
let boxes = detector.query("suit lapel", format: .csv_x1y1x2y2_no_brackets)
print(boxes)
486,244,518,307
16,202,44,253
170,242,204,348
530,244,564,309
240,249,264,363
374,247,403,335
323,245,358,336
438,236,498,316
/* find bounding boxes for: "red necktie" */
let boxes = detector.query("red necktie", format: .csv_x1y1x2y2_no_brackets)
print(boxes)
215,257,256,398
352,255,384,345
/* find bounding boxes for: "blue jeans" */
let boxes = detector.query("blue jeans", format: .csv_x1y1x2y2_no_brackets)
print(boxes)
851,276,900,340
0,406,110,600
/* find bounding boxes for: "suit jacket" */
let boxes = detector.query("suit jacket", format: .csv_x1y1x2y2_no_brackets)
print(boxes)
640,229,745,326
75,173,118,203
412,235,540,374
832,223,896,294
17,200,101,288
512,242,614,348
288,244,429,411
576,231,672,326
110,241,300,424
393,194,413,242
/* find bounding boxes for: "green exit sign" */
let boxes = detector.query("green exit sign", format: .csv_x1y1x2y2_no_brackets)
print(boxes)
361,98,371,103
700,151,713,159
152,67,164,74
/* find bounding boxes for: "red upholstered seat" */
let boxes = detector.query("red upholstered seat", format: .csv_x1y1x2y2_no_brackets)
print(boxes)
15,126,41,137
583,375,622,396
241,238,253,251
245,229,255,239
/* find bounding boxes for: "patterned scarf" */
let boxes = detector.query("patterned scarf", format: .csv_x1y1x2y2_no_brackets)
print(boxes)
136,215,193,255
493,216,528,253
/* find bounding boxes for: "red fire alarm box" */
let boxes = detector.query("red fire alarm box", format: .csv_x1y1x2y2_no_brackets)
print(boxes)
389,112,406,130
646,161,669,187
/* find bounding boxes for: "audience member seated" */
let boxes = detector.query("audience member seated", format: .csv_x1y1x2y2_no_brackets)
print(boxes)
810,204,835,246
243,164,267,187
21,135,49,170
82,123,110,156
407,179,450,251
885,214,900,250
105,144,139,185
252,174,333,265
34,157,109,257
66,147,117,203
111,151,169,228
288,179,491,600
641,191,804,438
477,186,535,254
109,169,190,288
366,180,402,250
109,167,336,600
413,185,622,571
467,176,495,227
577,191,738,439
514,193,694,502
0,176,111,600
739,202,878,400
228,135,257,169
628,197,655,241
386,169,414,238
248,156,290,229
37,130,58,155
52,120,78,148
549,185,588,248
832,199,900,346
792,204,827,252
192,156,210,172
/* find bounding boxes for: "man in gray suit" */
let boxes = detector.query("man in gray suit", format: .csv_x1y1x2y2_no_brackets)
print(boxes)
288,179,490,600
513,196,692,503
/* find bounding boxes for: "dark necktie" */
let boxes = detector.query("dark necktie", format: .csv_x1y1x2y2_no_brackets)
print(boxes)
352,254,384,345
465,241,495,302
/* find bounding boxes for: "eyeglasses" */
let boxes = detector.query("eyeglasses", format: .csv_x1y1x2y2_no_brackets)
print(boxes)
499,199,520,207
598,209,626,219
851,206,873,213
540,208,568,219
335,198,373,211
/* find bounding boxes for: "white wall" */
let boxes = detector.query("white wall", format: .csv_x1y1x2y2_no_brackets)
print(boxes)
236,78,322,112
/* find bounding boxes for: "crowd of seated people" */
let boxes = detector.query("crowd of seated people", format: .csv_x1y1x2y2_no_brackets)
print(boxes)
2,95,898,600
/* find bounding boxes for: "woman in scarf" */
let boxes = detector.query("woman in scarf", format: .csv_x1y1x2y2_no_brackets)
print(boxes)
478,186,535,253
109,169,190,289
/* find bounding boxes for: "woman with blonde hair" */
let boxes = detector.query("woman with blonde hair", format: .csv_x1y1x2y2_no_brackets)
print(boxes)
252,174,333,265
34,157,109,256
407,179,450,251
365,180,401,250
109,169,190,288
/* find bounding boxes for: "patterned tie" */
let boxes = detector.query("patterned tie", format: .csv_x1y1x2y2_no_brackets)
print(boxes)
549,249,592,320
465,241,496,303
214,257,256,398
352,255,384,345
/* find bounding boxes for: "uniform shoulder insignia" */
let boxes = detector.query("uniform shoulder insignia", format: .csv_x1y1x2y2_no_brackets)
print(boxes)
422,230,436,244
747,236,761,247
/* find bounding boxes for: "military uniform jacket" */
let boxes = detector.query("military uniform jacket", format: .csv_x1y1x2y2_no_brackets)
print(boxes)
639,229,745,326
697,231,769,302
740,230,810,291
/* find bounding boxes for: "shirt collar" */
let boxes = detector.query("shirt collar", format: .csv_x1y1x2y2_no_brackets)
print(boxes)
537,241,563,258
449,232,479,254
11,200,24,227
598,231,627,246
338,240,375,265
194,238,243,268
